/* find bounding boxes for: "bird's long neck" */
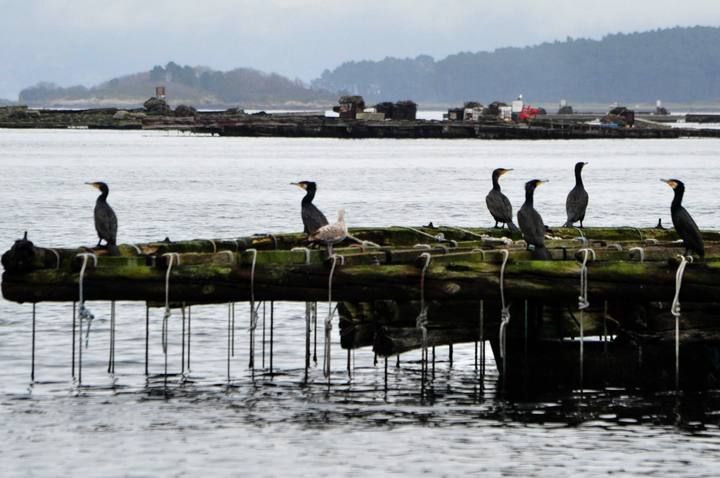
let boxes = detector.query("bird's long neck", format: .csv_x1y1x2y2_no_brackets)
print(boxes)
492,174,501,191
574,167,584,187
672,186,684,210
302,188,316,205
524,188,535,207
97,190,108,202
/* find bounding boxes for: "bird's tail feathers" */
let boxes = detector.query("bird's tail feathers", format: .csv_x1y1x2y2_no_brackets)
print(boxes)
107,243,120,256
507,221,520,233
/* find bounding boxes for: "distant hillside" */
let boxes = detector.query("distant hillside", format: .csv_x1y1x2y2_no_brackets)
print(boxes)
19,62,337,109
312,26,720,105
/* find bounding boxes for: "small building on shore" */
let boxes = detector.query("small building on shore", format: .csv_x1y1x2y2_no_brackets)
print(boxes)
333,96,366,119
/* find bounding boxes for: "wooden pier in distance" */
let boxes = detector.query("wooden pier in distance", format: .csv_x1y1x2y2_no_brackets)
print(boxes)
4,225,720,392
3,106,720,139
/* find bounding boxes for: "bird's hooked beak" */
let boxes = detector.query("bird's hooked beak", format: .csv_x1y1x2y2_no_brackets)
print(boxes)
85,182,101,190
537,179,549,186
500,168,513,176
661,179,678,189
290,182,307,190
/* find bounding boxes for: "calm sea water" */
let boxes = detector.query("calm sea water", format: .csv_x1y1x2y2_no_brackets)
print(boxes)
2,129,720,477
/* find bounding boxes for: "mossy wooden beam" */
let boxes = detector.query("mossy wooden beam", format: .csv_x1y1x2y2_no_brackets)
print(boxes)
6,228,719,276
4,254,720,305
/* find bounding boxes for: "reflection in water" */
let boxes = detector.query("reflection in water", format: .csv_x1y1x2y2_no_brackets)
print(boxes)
2,130,720,476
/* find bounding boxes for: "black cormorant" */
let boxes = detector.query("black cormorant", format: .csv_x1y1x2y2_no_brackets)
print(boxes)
486,168,520,232
518,179,552,259
291,181,328,234
662,179,704,258
86,181,119,255
308,209,347,255
563,162,589,227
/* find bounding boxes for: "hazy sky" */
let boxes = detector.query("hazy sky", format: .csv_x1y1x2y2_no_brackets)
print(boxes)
1,0,720,99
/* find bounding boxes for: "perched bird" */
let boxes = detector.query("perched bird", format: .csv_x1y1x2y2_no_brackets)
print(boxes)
563,162,589,228
308,209,347,255
518,179,552,259
86,181,119,255
662,179,704,258
291,181,328,234
486,168,520,232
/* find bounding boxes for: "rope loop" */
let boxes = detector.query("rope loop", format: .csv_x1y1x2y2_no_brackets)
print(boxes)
291,246,312,264
76,253,98,348
161,306,171,354
471,248,486,260
416,252,432,351
577,248,596,311
574,228,588,246
671,254,692,389
498,249,511,359
160,253,181,354
246,249,258,331
49,248,61,269
323,254,344,377
671,255,693,318
628,246,645,263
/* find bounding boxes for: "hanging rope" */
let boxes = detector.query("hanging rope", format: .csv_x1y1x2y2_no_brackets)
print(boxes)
161,253,180,356
180,304,186,377
31,303,36,382
574,228,588,246
130,244,142,255
293,247,313,374
323,254,344,378
208,239,217,253
48,248,61,269
71,301,76,378
417,252,432,374
161,253,179,391
186,305,192,372
244,249,261,369
577,248,596,387
479,300,485,377
107,301,116,375
578,248,596,311
497,250,511,359
671,254,693,390
76,253,97,351
75,252,97,385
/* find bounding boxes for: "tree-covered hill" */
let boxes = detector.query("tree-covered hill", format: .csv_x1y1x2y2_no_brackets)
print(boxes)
312,26,720,105
19,62,336,109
